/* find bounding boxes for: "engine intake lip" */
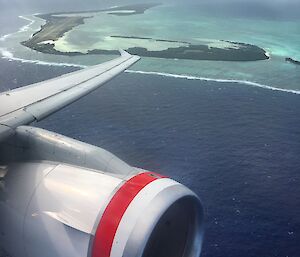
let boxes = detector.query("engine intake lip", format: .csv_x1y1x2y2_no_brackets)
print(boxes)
92,172,204,257
123,184,204,257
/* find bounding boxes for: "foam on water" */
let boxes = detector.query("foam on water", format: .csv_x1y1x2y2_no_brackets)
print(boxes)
1,45,299,95
0,47,87,68
0,34,11,42
0,15,37,42
126,70,300,95
18,16,36,32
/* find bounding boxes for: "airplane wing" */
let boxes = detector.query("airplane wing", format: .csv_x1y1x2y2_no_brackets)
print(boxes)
0,49,204,257
0,50,140,141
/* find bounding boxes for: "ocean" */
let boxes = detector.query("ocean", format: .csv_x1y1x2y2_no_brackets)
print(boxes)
0,57,299,257
0,2,300,257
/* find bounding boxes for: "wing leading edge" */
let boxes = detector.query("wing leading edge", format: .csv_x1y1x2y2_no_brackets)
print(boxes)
0,50,140,141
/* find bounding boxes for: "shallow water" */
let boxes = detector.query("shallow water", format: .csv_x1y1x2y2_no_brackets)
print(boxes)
0,4,299,92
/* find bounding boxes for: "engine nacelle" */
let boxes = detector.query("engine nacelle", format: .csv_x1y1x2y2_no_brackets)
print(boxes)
0,162,204,257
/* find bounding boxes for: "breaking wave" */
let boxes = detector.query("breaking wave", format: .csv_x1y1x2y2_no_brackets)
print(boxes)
0,46,298,95
0,48,87,68
0,15,86,68
18,16,36,32
0,14,41,42
125,70,300,95
0,47,298,95
0,34,11,42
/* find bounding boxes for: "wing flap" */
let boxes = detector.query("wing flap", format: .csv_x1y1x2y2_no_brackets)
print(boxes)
0,52,139,117
25,55,139,121
0,110,35,127
0,51,140,141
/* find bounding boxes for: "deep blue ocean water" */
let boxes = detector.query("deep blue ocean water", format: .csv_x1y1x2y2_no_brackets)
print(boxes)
0,58,299,257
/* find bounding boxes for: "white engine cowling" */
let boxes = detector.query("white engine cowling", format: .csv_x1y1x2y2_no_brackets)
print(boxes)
0,162,204,257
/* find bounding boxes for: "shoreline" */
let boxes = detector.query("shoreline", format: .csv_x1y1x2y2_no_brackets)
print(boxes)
0,49,298,95
20,4,269,62
1,7,298,95
21,15,88,56
20,4,161,56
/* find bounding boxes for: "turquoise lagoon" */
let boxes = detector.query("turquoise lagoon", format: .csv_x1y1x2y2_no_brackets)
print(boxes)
0,4,299,92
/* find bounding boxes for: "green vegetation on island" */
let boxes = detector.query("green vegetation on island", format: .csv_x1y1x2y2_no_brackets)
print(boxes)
285,57,300,65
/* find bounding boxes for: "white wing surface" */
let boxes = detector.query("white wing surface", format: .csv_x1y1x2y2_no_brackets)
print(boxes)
0,51,140,141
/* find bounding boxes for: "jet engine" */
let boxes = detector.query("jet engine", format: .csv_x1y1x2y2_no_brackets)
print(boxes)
0,126,204,257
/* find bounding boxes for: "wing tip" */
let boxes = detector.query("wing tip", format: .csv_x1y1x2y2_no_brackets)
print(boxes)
118,49,131,58
118,49,140,59
119,49,141,63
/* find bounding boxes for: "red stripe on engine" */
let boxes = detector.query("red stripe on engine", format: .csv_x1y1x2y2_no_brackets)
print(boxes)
92,172,164,257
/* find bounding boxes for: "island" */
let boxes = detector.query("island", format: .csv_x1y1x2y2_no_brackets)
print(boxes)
285,57,300,65
21,3,269,62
